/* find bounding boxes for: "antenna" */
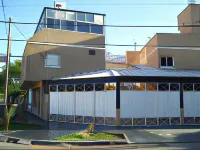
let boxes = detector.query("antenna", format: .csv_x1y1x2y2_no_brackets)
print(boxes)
187,0,196,4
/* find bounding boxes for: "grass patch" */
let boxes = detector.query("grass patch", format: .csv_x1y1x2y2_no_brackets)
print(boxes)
0,122,42,131
56,132,123,141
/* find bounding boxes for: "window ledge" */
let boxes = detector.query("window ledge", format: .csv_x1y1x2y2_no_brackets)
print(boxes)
45,66,61,68
160,66,176,69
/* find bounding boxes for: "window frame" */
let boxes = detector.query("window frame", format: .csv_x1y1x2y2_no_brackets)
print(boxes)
45,53,61,68
160,57,174,68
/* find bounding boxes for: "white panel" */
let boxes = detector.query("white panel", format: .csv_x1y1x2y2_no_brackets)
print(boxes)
95,91,116,117
104,91,116,117
50,92,59,114
57,92,75,115
76,92,94,116
120,91,180,118
94,15,103,25
184,92,200,117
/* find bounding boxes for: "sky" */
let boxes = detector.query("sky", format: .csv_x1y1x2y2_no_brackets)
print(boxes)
0,0,197,66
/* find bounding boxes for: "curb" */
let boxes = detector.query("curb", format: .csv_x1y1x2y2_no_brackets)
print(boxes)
30,140,128,146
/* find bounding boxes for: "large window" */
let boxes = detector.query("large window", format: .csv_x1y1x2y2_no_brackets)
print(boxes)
61,20,75,31
160,57,174,67
55,19,60,29
77,22,90,32
47,18,54,29
86,14,94,22
45,53,61,68
77,12,85,21
67,12,76,20
91,24,103,34
47,9,56,18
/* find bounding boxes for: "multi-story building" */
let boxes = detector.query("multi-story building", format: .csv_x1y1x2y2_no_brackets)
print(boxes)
21,6,105,119
124,4,200,70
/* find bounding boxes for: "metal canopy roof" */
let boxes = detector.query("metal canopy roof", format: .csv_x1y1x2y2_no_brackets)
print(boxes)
53,65,200,80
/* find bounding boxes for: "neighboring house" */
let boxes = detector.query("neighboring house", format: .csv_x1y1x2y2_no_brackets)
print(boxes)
21,7,105,119
126,4,200,70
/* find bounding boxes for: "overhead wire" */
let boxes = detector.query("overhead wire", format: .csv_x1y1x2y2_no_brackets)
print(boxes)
0,0,7,34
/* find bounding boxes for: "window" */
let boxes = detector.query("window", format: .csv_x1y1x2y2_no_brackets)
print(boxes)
91,24,103,34
45,53,61,68
170,84,179,91
106,83,116,90
194,84,200,91
133,83,145,91
183,84,193,91
67,12,76,20
77,22,90,32
58,85,65,92
89,50,95,55
85,84,94,91
160,57,174,67
61,20,75,31
158,83,169,91
47,18,54,29
94,15,104,25
47,9,56,18
77,12,85,21
146,83,157,91
86,14,94,22
56,11,66,19
120,82,133,90
55,19,60,29
66,85,74,91
95,84,104,91
50,85,57,92
75,84,84,91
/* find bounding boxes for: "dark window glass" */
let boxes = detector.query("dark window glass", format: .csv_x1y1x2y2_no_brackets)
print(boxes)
91,24,103,34
158,83,169,91
183,84,193,91
50,85,57,92
86,14,94,22
77,22,90,32
75,84,84,91
58,85,65,92
89,50,95,55
85,84,94,91
146,83,157,91
61,20,75,31
77,12,85,21
55,19,60,29
167,57,173,66
170,84,179,91
95,84,104,91
66,85,74,91
47,18,54,29
161,57,166,66
194,84,200,91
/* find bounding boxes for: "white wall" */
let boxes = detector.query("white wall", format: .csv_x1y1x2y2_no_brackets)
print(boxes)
184,92,200,117
50,91,116,117
120,91,180,118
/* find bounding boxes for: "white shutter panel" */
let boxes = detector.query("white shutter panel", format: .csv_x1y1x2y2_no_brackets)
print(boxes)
94,15,103,25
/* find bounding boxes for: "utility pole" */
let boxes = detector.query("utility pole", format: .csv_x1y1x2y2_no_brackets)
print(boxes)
4,17,12,106
134,42,137,51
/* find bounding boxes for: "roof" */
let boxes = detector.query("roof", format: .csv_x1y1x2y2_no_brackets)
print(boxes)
53,65,200,80
105,52,126,63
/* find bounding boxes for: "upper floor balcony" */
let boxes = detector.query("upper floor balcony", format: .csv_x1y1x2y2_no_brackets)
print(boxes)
35,7,105,35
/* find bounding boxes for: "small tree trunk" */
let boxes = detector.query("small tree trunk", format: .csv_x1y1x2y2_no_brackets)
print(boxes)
5,116,10,133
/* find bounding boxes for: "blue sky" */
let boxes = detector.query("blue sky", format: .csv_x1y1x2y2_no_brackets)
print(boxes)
0,0,196,66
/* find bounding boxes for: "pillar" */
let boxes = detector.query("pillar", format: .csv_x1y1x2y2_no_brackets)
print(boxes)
116,81,121,126
180,83,184,125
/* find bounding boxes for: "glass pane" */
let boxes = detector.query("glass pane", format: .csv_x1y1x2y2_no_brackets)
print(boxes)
77,22,90,32
55,19,60,29
85,84,94,91
47,18,54,29
95,84,104,91
67,12,76,20
161,57,166,66
94,15,104,24
47,9,56,18
167,57,173,66
133,83,145,91
56,11,66,19
194,84,200,91
183,84,193,91
75,85,84,91
146,83,157,91
120,83,133,90
86,14,94,22
91,24,103,34
158,83,169,91
66,85,74,91
170,84,179,91
105,83,116,90
61,20,75,31
77,12,85,21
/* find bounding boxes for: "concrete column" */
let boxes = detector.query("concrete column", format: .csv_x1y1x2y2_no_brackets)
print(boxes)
116,81,121,126
180,83,184,125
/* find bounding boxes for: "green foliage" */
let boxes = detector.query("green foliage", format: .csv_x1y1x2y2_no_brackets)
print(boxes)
56,132,122,141
0,60,22,95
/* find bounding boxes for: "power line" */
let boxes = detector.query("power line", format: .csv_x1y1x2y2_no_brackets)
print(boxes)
0,20,199,28
0,0,7,34
13,24,27,40
0,3,191,7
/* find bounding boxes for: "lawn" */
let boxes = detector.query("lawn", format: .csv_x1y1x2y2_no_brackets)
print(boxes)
0,122,42,131
56,132,123,141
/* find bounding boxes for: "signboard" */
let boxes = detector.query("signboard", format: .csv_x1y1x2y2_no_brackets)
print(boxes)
0,54,7,62
54,1,66,9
